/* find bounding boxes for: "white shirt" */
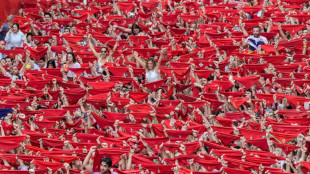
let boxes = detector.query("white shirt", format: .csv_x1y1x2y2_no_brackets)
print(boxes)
145,69,159,82
5,31,24,49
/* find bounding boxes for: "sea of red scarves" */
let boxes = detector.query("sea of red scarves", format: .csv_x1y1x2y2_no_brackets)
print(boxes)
1,0,310,173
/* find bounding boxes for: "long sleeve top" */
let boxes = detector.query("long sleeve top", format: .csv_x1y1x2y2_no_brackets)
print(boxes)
5,30,24,49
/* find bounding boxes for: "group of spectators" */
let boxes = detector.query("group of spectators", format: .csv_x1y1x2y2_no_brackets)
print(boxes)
1,0,310,173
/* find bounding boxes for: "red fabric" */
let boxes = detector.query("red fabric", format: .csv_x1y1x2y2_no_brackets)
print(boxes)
141,1,159,10
68,67,90,76
48,155,79,163
102,111,127,122
0,49,25,58
142,137,169,152
223,168,252,174
133,48,160,58
229,97,248,109
27,47,48,61
269,132,298,144
234,76,259,89
246,138,269,151
129,91,149,103
117,2,135,13
238,128,265,140
129,36,149,47
32,36,52,44
201,141,231,151
33,160,63,171
194,70,214,79
281,24,306,35
273,142,300,155
143,79,165,91
216,132,239,146
210,80,233,91
179,15,200,23
108,66,129,76
0,136,26,152
197,159,222,171
91,112,114,128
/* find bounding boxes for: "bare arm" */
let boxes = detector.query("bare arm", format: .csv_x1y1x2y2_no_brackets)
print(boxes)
87,35,101,60
133,51,146,69
155,47,168,69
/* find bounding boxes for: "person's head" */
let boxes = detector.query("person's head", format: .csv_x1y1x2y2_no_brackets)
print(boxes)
100,47,108,57
252,26,260,38
43,42,51,48
64,27,70,34
10,66,19,75
67,52,76,63
146,57,156,70
0,40,5,49
47,60,56,68
26,33,33,42
100,157,112,174
11,23,19,33
44,12,52,23
200,78,207,86
131,24,142,35
5,57,12,67
303,29,308,35
37,57,46,68
2,24,9,33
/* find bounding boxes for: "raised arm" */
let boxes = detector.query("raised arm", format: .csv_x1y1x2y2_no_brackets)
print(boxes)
133,51,146,69
0,62,7,75
87,35,101,60
155,47,168,69
107,39,119,63
19,51,30,74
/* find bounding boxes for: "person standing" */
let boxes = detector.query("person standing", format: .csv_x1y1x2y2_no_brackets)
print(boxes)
5,23,24,49
242,26,268,53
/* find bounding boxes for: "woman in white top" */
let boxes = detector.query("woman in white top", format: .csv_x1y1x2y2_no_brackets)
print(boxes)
88,35,118,74
65,52,81,80
133,48,167,83
5,23,24,49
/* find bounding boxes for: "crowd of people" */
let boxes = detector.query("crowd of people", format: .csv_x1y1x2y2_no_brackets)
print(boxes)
0,0,310,173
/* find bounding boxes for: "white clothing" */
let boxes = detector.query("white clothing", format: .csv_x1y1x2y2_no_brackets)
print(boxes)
67,62,81,77
97,58,105,73
6,72,23,81
5,31,24,49
145,69,159,82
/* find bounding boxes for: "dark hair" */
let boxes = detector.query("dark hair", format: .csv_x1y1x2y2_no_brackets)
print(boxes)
12,23,20,31
26,33,33,38
101,47,108,53
44,12,52,18
47,60,56,68
67,52,76,63
40,56,46,62
253,26,260,31
64,27,70,32
146,57,156,70
44,41,51,46
5,57,11,61
101,157,112,167
131,24,142,35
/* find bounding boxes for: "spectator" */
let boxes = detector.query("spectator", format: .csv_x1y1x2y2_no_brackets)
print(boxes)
0,24,9,41
5,23,24,49
133,48,167,83
0,40,6,59
242,26,268,53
